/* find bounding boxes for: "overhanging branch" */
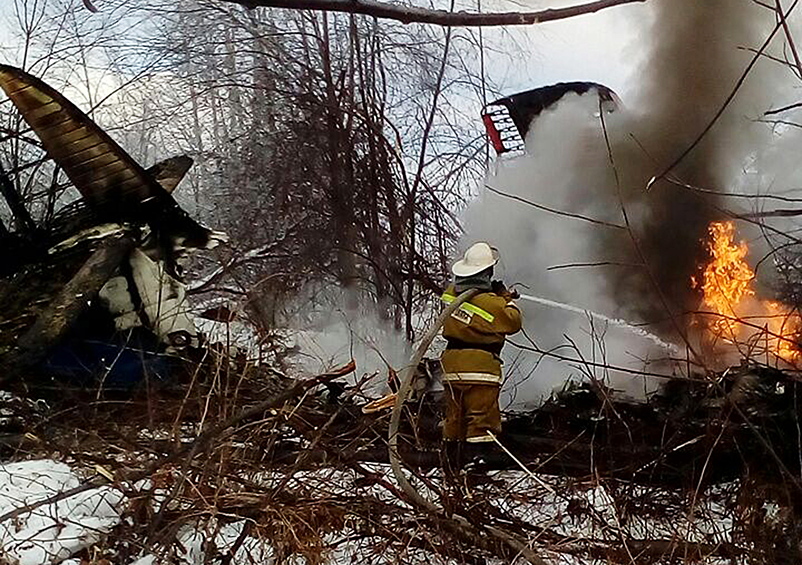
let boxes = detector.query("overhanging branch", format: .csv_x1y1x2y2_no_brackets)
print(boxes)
226,0,647,27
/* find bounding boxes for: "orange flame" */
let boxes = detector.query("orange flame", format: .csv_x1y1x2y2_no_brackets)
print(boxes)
695,221,801,364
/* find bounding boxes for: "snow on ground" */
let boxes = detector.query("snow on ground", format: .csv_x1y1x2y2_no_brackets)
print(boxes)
0,458,740,564
0,460,275,565
0,461,123,565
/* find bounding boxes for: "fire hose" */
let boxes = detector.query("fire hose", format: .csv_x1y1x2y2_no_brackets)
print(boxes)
386,288,547,565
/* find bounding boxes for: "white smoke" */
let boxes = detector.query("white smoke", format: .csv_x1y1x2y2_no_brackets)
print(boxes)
287,288,409,395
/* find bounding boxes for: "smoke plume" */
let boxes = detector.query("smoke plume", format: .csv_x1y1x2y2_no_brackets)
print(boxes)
605,0,775,327
461,0,782,404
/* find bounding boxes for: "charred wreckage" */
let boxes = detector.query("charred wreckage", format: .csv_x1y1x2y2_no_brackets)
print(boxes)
0,64,225,390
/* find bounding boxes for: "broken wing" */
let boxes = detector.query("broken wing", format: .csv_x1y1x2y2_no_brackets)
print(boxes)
0,65,217,250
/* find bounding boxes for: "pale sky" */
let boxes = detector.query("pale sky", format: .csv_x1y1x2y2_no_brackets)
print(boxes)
480,0,651,98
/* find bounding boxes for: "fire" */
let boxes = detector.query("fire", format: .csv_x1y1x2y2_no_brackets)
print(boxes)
695,221,801,364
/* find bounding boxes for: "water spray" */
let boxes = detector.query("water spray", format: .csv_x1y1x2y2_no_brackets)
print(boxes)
516,292,680,354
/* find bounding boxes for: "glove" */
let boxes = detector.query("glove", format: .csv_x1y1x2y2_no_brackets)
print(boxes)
492,280,519,300
502,288,520,301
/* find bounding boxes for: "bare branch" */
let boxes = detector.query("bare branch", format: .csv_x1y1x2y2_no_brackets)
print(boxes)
485,182,627,230
82,0,99,13
225,0,647,27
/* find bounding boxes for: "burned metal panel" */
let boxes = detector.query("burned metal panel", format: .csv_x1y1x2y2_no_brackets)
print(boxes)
482,81,620,155
146,155,193,194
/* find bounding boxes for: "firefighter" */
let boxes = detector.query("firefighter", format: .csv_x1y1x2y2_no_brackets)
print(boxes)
440,242,522,469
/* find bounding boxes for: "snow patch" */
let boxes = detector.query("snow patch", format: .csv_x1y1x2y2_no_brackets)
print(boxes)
0,460,123,565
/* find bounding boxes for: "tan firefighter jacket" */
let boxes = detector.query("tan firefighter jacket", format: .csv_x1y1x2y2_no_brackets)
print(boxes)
439,285,522,385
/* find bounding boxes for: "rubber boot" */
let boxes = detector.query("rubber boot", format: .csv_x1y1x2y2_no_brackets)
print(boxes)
462,442,488,471
463,443,504,489
442,441,464,484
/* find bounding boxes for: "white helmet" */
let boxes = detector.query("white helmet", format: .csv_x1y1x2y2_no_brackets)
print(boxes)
451,242,499,277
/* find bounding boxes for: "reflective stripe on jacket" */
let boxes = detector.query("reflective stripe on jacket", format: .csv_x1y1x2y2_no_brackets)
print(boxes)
440,285,522,383
443,371,503,385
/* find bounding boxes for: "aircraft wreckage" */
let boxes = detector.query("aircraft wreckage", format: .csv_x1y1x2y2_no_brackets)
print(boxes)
0,64,225,389
481,81,621,155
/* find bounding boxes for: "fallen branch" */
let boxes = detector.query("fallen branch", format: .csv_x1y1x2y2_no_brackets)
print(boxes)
388,288,477,512
147,359,357,540
388,288,549,565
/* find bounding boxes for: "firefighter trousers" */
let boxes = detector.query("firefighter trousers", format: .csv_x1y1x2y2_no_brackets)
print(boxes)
443,381,501,442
